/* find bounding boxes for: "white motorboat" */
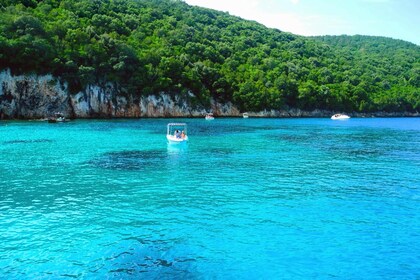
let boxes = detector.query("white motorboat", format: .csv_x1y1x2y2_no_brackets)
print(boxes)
331,114,350,120
242,112,249,118
48,112,68,123
205,113,214,120
166,123,188,144
56,116,66,122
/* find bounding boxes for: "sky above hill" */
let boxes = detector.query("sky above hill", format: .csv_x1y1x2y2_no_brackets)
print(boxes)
184,0,420,45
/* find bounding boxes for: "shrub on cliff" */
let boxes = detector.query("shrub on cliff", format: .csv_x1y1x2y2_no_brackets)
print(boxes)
0,0,419,112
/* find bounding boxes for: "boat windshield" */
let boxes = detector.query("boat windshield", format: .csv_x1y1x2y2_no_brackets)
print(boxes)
167,123,187,136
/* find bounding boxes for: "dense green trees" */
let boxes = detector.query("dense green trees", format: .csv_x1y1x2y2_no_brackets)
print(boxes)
0,0,419,112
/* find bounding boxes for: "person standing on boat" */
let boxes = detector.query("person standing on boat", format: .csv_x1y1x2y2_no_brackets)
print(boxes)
181,131,186,139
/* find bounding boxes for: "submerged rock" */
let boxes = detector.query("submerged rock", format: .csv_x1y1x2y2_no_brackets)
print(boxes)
88,150,168,171
3,139,53,144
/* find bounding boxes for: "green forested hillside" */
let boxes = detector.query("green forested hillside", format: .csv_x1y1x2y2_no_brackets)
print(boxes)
0,0,419,112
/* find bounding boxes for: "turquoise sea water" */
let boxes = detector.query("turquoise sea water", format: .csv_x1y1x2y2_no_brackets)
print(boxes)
0,118,419,279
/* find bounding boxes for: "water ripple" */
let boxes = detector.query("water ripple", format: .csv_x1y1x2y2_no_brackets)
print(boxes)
87,150,168,171
0,118,419,279
3,139,53,144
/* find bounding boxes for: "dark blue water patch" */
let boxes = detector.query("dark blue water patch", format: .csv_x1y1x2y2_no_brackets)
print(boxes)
76,120,159,133
83,121,139,132
88,150,169,171
194,124,267,137
270,133,310,143
101,241,199,279
323,130,417,160
198,147,236,157
197,125,248,134
328,147,384,159
268,128,418,160
3,139,54,144
59,273,82,278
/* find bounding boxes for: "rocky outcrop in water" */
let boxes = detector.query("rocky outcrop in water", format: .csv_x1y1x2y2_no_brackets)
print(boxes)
0,70,418,119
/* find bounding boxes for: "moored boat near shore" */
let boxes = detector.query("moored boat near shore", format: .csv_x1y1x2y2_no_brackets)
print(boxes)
48,113,68,123
205,113,215,120
331,114,350,120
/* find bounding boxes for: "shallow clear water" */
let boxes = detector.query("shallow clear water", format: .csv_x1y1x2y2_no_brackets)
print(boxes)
0,118,419,279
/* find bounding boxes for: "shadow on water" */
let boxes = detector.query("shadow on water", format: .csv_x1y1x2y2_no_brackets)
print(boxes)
267,128,419,160
93,239,200,279
197,147,236,157
195,125,249,136
3,139,53,144
88,150,170,171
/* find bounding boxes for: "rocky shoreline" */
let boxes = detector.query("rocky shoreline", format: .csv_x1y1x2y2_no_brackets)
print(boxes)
1,70,418,119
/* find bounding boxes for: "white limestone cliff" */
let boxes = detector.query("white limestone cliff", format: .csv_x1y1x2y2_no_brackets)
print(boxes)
1,70,418,119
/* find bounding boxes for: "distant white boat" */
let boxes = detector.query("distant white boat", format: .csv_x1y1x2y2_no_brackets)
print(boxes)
331,114,350,120
48,112,68,123
242,112,249,118
205,113,214,120
166,123,188,144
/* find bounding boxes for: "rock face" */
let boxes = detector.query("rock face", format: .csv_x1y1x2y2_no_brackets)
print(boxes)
0,69,231,119
0,70,418,119
0,70,69,119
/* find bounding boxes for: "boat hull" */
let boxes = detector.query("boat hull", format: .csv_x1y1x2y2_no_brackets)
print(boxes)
205,113,214,120
166,135,188,144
